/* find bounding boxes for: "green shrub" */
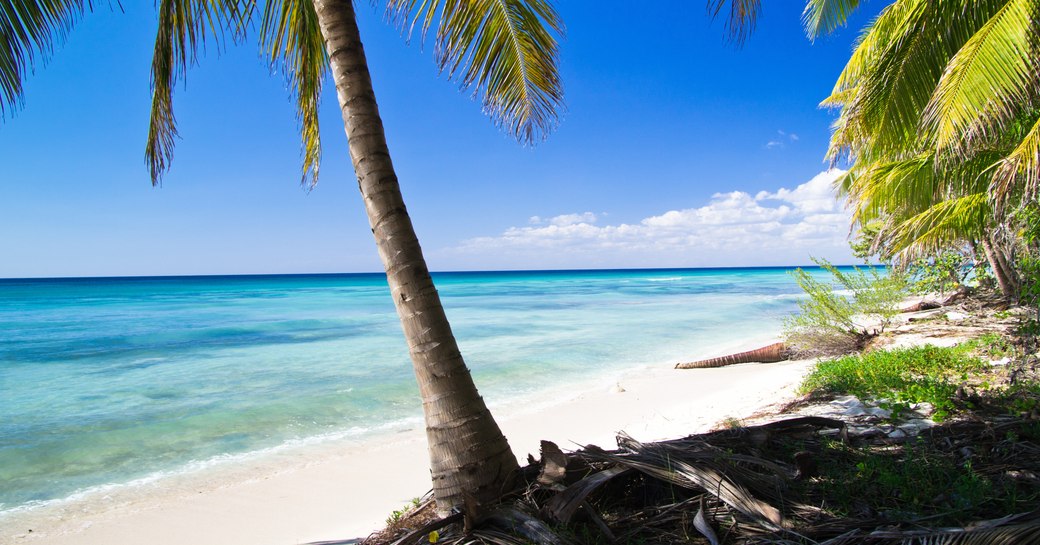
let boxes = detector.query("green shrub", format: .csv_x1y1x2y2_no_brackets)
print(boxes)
906,250,973,296
800,345,988,421
783,259,907,357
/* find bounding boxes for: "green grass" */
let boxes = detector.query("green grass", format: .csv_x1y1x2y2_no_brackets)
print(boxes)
807,437,995,523
800,345,988,421
964,332,1014,359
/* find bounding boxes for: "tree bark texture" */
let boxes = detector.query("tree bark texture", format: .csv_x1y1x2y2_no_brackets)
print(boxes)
982,235,1019,300
311,0,519,512
675,342,788,369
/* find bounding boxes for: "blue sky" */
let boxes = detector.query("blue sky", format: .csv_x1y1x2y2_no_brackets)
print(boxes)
0,2,884,278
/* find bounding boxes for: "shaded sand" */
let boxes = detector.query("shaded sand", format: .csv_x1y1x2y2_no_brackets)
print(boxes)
1,353,814,545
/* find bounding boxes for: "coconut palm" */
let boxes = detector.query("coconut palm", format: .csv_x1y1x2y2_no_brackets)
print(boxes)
3,0,563,512
800,0,1040,298
717,0,1037,297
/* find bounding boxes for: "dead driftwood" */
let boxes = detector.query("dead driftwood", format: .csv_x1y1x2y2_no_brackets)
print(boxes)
900,300,941,313
676,300,950,370
366,414,1040,545
675,341,788,369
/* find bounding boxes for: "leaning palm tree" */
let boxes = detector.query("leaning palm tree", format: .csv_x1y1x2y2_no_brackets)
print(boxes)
262,0,563,511
3,0,563,512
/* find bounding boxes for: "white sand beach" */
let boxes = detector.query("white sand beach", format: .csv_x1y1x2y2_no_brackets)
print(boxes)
1,352,815,545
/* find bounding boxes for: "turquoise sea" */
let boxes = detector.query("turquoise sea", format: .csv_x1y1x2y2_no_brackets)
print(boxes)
0,267,823,516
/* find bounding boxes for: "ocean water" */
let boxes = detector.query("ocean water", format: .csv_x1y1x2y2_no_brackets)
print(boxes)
0,267,822,515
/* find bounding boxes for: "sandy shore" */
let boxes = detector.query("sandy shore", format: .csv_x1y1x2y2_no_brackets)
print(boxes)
1,351,815,545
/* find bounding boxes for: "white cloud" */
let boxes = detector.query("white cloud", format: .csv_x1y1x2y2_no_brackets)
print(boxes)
767,130,800,149
528,212,598,226
440,170,856,270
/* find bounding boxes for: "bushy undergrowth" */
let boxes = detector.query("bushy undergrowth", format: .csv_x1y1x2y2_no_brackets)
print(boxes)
800,345,988,420
810,437,995,520
783,259,907,357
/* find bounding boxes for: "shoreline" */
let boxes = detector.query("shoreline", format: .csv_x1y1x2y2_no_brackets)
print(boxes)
0,333,811,545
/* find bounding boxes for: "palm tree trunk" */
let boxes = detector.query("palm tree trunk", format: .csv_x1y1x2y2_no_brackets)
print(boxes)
311,0,519,513
982,236,1019,300
675,342,788,369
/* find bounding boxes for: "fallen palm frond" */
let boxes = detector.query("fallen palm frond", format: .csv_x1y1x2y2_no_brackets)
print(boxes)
367,402,1040,545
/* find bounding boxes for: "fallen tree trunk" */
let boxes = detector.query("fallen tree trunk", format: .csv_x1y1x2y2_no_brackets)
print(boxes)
900,300,941,313
675,342,788,369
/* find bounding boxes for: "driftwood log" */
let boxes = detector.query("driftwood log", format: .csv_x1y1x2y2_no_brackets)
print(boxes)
675,342,788,369
900,300,941,313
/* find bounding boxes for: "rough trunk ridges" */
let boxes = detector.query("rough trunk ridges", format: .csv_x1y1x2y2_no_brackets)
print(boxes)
982,236,1020,300
675,342,788,369
311,0,518,513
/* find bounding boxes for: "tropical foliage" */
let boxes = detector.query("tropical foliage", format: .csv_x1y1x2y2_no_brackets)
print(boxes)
802,0,1039,301
783,259,907,356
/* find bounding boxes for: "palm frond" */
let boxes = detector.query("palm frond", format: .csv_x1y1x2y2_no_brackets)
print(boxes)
383,0,564,144
829,1,1004,159
847,155,937,225
993,114,1040,206
0,0,91,115
802,0,860,41
260,0,326,188
890,192,991,258
829,1,923,101
922,0,1038,155
826,0,928,159
146,0,247,185
706,0,761,44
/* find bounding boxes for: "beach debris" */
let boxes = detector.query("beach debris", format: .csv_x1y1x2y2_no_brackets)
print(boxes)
536,441,568,488
362,298,1040,545
675,341,788,369
691,499,720,545
900,300,941,313
363,411,1040,545
609,382,625,393
543,466,628,523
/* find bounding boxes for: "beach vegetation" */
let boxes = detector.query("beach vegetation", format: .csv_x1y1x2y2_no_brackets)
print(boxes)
905,249,976,296
801,0,1040,302
799,344,987,421
782,258,906,357
3,0,563,512
809,435,998,521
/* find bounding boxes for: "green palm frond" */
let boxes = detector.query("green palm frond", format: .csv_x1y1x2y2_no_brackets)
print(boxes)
260,0,326,188
0,0,91,115
830,1,1003,159
706,0,761,44
384,0,564,144
923,0,1038,155
802,0,860,41
146,0,247,185
829,1,924,100
890,192,991,257
848,155,937,224
993,114,1040,206
826,0,929,159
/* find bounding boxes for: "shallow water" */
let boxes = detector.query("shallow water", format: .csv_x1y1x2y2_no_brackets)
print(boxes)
0,267,825,513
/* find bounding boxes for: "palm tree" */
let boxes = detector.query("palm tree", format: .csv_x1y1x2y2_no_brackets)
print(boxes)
3,0,563,512
720,1,1038,298
799,0,1040,299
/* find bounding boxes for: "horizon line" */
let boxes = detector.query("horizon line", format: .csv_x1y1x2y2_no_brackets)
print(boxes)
0,263,876,282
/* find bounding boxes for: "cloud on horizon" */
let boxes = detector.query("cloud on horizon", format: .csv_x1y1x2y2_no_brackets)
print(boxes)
439,170,855,270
